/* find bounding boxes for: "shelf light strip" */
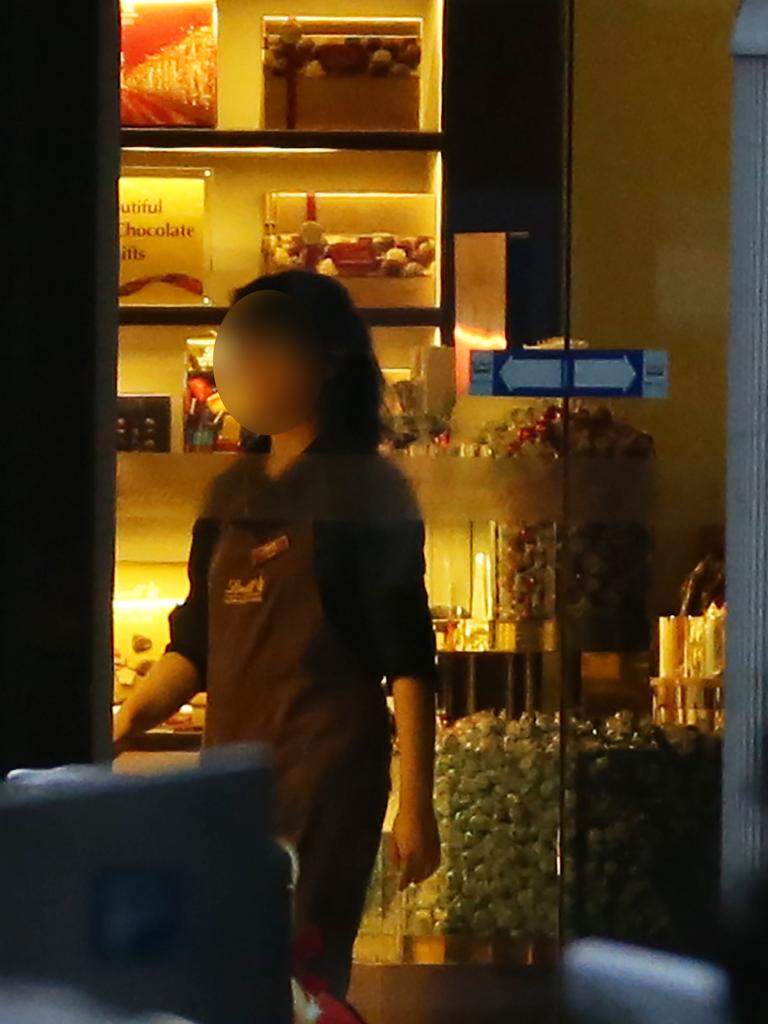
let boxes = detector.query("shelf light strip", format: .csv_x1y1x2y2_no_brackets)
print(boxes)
263,15,422,26
433,152,443,304
274,191,433,199
122,147,339,156
454,323,507,349
121,0,211,7
114,598,184,611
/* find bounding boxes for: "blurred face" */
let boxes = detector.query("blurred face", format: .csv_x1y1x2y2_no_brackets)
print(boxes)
214,300,326,436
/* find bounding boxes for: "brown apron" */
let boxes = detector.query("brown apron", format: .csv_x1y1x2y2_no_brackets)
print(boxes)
206,518,391,998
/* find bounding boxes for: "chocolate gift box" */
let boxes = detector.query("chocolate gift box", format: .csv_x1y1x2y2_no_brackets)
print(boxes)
263,17,422,131
263,190,438,307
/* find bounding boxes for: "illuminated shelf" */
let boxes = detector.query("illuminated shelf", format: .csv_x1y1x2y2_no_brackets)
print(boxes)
121,129,444,152
119,305,445,328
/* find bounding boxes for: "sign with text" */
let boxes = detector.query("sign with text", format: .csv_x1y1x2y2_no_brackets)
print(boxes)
470,349,669,399
119,175,207,305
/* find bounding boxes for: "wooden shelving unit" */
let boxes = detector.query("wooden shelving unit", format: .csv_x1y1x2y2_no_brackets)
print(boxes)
121,124,447,331
122,128,444,152
117,70,450,526
119,305,445,328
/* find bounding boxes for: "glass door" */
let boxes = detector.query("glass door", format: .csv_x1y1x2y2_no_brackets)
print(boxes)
560,0,735,952
397,0,735,972
110,0,737,1006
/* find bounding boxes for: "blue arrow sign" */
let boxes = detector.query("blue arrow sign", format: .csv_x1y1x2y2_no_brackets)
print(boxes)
470,349,668,399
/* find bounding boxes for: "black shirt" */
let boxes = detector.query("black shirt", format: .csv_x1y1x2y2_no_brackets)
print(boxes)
166,447,437,690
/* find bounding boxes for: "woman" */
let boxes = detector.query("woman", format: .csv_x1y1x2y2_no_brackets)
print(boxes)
114,270,440,1001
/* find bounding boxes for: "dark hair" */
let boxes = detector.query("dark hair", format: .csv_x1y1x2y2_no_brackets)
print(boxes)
230,270,384,453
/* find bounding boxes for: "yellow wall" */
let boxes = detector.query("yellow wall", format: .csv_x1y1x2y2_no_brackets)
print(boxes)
570,0,737,612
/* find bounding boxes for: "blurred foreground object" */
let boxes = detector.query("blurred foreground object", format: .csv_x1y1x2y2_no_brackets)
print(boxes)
563,939,730,1024
0,748,292,1024
0,983,190,1023
5,765,116,788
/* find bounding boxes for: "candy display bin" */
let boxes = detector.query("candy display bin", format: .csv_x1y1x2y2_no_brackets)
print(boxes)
263,17,422,131
403,711,562,965
493,515,653,657
355,749,405,965
389,708,721,963
460,402,657,657
568,724,722,947
354,834,405,964
264,191,437,307
563,521,653,654
494,521,558,655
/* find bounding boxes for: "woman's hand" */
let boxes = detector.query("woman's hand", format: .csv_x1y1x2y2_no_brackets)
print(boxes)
112,709,133,759
391,799,441,890
390,676,440,890
111,653,200,760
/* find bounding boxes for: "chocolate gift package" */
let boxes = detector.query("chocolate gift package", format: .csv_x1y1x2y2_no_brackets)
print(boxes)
262,17,424,131
263,190,437,307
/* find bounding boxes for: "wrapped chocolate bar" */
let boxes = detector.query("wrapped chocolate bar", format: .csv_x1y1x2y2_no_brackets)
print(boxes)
263,17,422,130
263,191,437,307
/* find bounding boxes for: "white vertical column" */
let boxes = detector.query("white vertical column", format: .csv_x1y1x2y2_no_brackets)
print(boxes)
723,0,768,902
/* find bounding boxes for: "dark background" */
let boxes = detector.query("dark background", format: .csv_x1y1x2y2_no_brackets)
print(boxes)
2,1,120,772
444,0,564,345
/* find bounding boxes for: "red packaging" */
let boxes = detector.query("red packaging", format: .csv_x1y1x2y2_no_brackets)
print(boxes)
328,239,379,275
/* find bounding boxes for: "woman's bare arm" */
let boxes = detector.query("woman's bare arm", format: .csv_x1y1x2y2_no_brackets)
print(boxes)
113,652,200,754
391,675,441,889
